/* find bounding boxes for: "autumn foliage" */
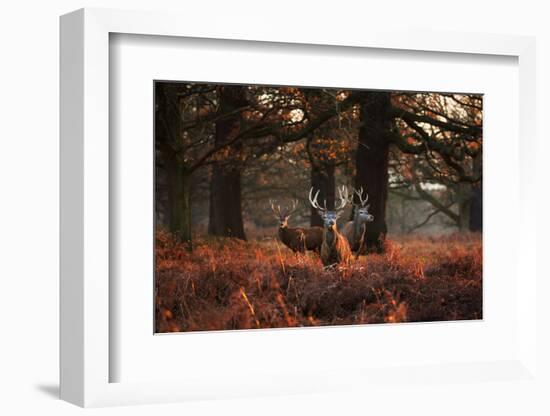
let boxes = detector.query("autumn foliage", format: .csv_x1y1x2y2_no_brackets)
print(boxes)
155,230,482,333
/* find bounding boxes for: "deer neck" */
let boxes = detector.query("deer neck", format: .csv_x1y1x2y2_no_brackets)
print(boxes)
324,226,337,247
353,213,365,243
278,225,287,239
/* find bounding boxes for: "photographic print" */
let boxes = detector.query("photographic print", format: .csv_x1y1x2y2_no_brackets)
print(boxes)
154,82,482,333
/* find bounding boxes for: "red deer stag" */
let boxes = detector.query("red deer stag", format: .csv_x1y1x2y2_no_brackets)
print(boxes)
308,186,352,267
341,187,374,255
270,200,323,253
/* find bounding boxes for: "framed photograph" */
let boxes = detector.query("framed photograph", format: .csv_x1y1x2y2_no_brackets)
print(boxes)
152,81,484,334
60,8,540,408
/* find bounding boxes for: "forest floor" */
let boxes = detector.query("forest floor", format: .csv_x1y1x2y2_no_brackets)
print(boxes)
155,230,482,333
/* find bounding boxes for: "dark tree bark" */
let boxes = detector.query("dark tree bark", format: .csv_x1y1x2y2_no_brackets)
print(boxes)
456,182,472,231
469,183,482,231
155,83,193,246
469,152,482,232
310,164,335,227
167,160,192,245
155,155,170,226
354,92,392,252
208,86,247,240
209,165,246,239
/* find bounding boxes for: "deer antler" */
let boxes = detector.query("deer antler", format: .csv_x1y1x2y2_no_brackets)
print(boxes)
308,187,326,213
309,187,348,212
271,199,299,219
286,199,299,217
270,199,282,219
354,187,369,207
336,185,348,211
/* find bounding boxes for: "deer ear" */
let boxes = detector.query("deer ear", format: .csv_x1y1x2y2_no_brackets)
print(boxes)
365,204,370,210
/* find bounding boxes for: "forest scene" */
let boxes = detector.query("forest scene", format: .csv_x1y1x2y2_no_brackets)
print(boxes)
154,82,482,333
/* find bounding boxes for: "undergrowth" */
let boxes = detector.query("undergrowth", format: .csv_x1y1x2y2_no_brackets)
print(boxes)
155,230,482,332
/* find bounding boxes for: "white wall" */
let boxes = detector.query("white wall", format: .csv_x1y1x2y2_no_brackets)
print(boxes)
0,1,548,415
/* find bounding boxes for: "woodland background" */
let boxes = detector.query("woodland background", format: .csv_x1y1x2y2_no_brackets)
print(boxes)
155,83,482,248
154,83,483,332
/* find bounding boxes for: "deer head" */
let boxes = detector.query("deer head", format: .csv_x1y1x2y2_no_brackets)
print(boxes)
308,186,348,230
270,199,298,228
350,187,374,223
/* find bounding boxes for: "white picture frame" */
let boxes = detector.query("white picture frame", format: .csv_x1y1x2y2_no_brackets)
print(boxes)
60,7,540,408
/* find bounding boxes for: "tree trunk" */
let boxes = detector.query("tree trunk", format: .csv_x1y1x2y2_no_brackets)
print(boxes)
457,182,472,232
469,152,482,232
354,92,392,252
208,86,247,240
469,183,482,231
310,164,335,227
155,155,170,227
155,83,194,246
168,162,192,246
469,183,483,231
209,165,246,239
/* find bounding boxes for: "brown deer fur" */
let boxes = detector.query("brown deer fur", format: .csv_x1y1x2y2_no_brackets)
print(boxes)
278,225,305,253
341,188,373,255
320,225,352,267
278,225,323,253
271,200,323,253
341,221,366,253
303,226,324,252
308,186,353,267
